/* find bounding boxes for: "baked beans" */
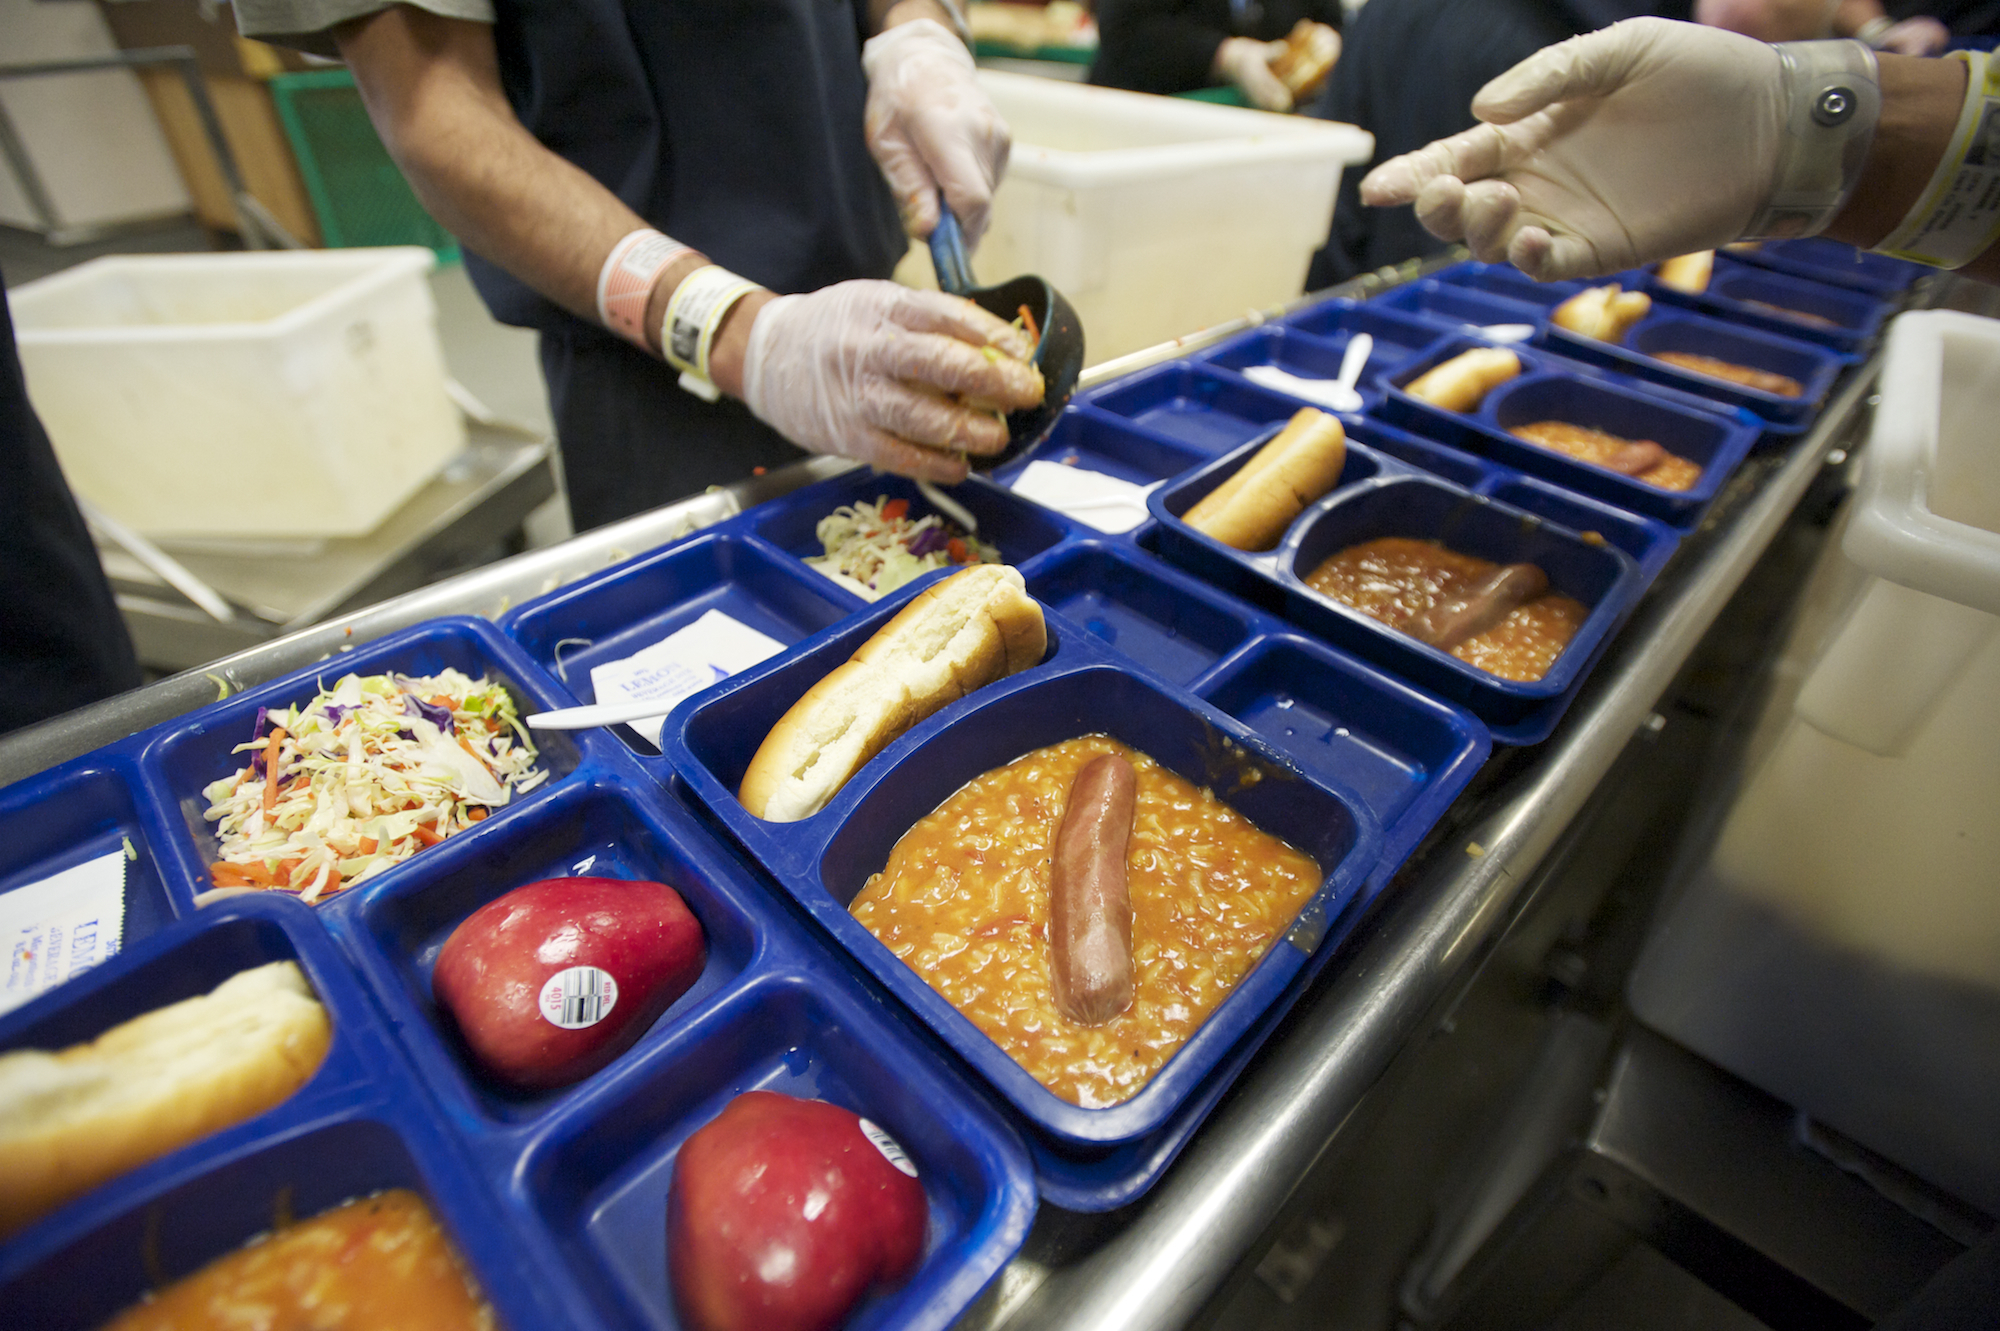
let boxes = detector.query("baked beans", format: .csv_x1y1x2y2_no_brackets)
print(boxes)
850,736,1321,1108
1304,537,1587,682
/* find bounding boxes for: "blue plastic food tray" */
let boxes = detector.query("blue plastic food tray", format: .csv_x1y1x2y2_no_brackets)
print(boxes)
1279,297,1457,367
505,457,1488,1207
1644,254,1893,350
1145,424,1653,744
1191,323,1400,413
1376,336,1762,529
1539,307,1850,425
0,892,565,1330
1724,237,1927,295
663,572,1383,1146
0,624,1037,1329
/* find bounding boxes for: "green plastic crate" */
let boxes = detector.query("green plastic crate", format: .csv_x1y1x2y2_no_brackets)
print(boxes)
270,70,459,259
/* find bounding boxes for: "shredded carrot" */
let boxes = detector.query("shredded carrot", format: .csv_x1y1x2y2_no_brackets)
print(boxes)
241,861,277,888
467,807,487,822
358,836,379,855
260,727,287,815
1018,302,1040,344
429,694,458,712
414,823,445,847
457,734,493,769
209,862,254,888
947,537,968,562
881,498,909,521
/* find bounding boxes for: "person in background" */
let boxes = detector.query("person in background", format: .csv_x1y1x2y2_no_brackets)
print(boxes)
233,0,1043,533
1303,0,1691,289
1,278,143,735
1360,17,2000,284
1090,0,1343,112
1697,0,2000,55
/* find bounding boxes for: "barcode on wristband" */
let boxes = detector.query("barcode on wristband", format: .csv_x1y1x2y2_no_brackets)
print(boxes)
538,965,620,1029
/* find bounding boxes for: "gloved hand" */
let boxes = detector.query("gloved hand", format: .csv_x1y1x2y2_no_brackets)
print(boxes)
1877,16,1948,55
742,280,1044,483
1213,36,1294,112
863,18,1012,247
1359,18,1785,281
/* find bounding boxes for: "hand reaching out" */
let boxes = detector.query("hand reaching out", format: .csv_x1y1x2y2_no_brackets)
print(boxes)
1359,19,1786,281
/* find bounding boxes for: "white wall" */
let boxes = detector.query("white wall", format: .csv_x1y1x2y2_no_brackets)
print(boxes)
0,0,191,232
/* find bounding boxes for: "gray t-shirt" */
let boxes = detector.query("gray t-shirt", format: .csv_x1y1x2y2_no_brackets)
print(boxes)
236,0,492,59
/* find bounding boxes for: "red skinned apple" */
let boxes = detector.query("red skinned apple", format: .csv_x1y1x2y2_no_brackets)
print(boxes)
432,876,704,1089
669,1091,928,1331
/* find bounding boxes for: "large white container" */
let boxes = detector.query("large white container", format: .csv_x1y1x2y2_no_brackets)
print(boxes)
900,72,1373,364
14,248,464,540
1629,309,2000,1214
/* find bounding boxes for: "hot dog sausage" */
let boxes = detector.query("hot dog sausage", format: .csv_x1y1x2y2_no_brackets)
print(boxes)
1603,440,1667,476
1405,563,1549,651
1049,752,1137,1026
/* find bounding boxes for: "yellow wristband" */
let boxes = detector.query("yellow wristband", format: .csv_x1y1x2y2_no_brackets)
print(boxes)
662,265,759,402
1873,50,2000,269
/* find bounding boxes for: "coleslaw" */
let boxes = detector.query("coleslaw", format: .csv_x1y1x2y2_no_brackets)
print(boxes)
805,495,1001,601
201,669,546,903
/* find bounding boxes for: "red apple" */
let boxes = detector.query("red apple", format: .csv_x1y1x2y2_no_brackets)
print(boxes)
431,876,705,1089
669,1091,928,1331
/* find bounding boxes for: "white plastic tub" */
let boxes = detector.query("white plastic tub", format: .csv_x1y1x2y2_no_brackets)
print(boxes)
900,72,1373,364
13,247,464,540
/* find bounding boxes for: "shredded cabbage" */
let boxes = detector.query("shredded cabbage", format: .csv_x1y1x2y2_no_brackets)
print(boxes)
804,496,1000,601
201,669,546,903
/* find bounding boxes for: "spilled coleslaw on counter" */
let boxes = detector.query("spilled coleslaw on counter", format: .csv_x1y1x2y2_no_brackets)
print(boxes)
201,670,545,902
805,496,1000,601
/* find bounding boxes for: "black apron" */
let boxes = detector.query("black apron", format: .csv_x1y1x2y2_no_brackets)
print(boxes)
473,0,908,529
0,280,142,735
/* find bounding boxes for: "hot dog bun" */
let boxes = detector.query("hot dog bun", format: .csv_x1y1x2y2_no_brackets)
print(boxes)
0,960,331,1238
1405,347,1520,414
1656,251,1715,293
1270,20,1340,101
1184,407,1346,552
1552,285,1651,342
739,564,1046,823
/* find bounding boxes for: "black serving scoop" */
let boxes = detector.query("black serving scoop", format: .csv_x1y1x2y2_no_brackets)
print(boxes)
927,201,1083,471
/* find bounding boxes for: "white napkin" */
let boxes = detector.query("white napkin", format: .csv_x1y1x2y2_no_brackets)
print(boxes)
588,609,785,746
1009,460,1160,533
2,849,126,1016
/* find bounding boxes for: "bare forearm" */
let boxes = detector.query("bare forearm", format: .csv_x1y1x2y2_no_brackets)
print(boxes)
1826,52,2000,284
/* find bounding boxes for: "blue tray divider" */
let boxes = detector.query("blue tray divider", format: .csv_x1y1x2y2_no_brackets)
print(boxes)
1723,237,1927,294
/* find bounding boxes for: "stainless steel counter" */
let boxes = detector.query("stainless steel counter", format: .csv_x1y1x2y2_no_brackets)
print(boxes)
0,262,1919,1331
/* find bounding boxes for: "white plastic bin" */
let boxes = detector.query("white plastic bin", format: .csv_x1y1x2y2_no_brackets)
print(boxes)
1629,309,2000,1214
13,247,465,540
899,72,1373,364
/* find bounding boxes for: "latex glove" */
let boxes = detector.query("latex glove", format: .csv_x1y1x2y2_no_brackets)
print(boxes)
742,280,1044,484
1359,18,1785,281
1213,36,1294,112
1877,16,1949,55
863,18,1012,247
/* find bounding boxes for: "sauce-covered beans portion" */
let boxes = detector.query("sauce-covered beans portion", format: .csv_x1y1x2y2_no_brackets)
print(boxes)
849,736,1321,1108
1305,537,1588,682
1509,420,1703,492
100,1189,494,1331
